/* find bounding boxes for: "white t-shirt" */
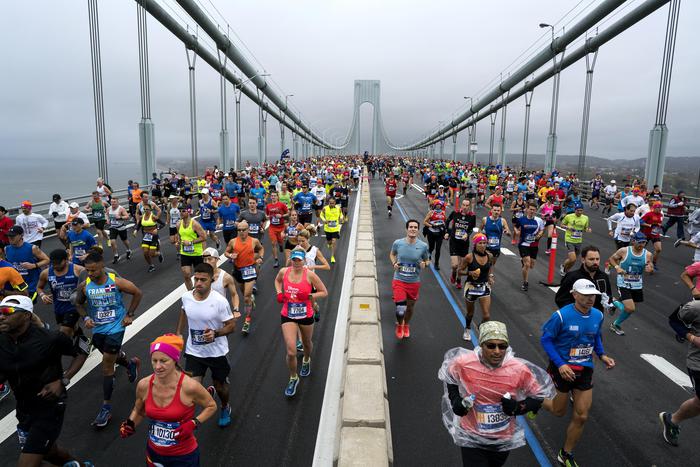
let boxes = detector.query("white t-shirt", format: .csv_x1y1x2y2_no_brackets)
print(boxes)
607,213,640,242
15,213,49,243
181,290,233,358
312,186,326,202
603,185,617,197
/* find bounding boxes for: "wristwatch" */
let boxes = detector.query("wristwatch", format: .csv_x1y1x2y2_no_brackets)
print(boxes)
61,377,70,387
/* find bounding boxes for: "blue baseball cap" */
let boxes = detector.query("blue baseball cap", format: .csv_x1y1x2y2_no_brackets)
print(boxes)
632,232,647,242
290,250,305,261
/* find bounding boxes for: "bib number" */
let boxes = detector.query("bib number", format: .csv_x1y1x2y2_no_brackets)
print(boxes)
57,289,72,301
93,308,116,325
455,228,468,241
569,345,593,358
475,404,510,434
487,236,500,248
249,224,260,235
225,219,236,228
398,263,417,277
190,329,209,345
571,229,582,240
241,265,257,280
149,421,179,447
182,244,195,253
142,233,153,242
287,302,307,319
328,220,337,228
467,284,487,296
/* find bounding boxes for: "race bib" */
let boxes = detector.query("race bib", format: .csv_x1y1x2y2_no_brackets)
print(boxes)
249,224,260,235
93,308,116,325
571,229,582,240
651,226,662,236
182,244,195,253
620,227,632,236
328,220,337,228
487,236,500,247
288,227,298,237
92,211,104,219
525,233,536,243
241,265,257,280
467,284,487,296
287,302,307,319
475,404,510,434
57,289,72,301
148,421,179,447
569,345,593,358
623,273,642,284
142,233,153,242
225,219,236,228
271,215,281,225
190,329,209,345
74,247,86,257
398,263,417,277
302,202,311,210
455,229,468,241
515,211,524,218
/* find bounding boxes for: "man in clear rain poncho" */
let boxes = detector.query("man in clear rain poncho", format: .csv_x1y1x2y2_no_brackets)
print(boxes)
438,321,555,467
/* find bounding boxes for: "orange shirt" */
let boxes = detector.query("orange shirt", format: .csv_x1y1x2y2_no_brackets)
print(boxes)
131,188,143,203
233,236,255,268
0,265,28,294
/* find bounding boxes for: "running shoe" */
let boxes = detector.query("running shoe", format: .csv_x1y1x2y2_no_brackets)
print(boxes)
127,357,141,383
674,238,683,248
403,324,411,338
653,263,659,272
395,323,404,339
521,281,529,292
158,252,164,263
252,285,258,295
659,411,680,446
296,339,304,353
455,281,462,290
388,211,392,218
285,376,299,397
113,254,119,265
559,265,566,277
218,405,232,427
609,323,625,336
241,319,251,335
274,258,279,268
462,328,471,341
300,358,312,377
126,249,132,260
545,249,551,255
450,273,456,284
206,385,216,400
0,383,10,402
331,255,336,263
92,404,112,428
556,449,579,467
148,265,156,273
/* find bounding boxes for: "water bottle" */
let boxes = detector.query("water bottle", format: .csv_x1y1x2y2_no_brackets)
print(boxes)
462,393,476,410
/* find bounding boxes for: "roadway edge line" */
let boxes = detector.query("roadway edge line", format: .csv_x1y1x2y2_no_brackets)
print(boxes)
312,178,363,466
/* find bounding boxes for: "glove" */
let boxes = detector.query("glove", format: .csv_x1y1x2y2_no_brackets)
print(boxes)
119,419,136,438
173,419,197,440
501,396,544,416
447,384,469,416
276,292,287,303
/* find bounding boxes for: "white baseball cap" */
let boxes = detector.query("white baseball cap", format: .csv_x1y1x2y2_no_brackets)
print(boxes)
610,180,616,184
202,247,220,258
201,188,209,194
69,202,80,209
571,279,601,295
0,295,34,312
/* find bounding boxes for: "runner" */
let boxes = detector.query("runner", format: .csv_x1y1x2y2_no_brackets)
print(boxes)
332,180,351,220
238,197,268,243
607,232,654,336
541,279,616,467
224,220,264,335
0,295,90,467
119,334,216,466
458,234,495,341
265,191,289,268
48,194,70,247
176,205,206,291
480,205,511,268
37,249,85,337
559,204,591,276
607,203,640,249
274,247,328,397
201,248,241,320
0,248,28,299
446,199,476,289
510,192,527,245
77,250,142,427
283,210,305,263
640,201,664,271
423,199,447,270
439,321,554,467
539,197,556,254
589,174,604,210
389,219,430,339
107,197,133,264
197,189,220,249
663,190,688,240
217,193,241,247
5,225,49,302
385,175,398,217
14,201,48,247
175,263,236,427
320,196,344,264
311,180,327,231
139,204,162,273
555,246,613,314
60,218,96,266
513,203,544,292
84,191,111,249
660,298,700,446
166,195,182,257
601,180,617,216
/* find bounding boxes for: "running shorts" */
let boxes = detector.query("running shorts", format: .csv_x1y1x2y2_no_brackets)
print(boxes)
147,445,200,467
269,227,284,244
565,242,582,255
16,405,66,455
486,247,501,258
688,368,700,398
614,240,630,249
392,279,421,302
199,221,216,232
619,287,643,303
184,354,230,383
110,228,128,241
299,212,313,225
449,239,470,258
180,255,203,268
223,229,237,244
460,446,509,467
325,231,340,241
92,331,125,354
548,361,594,392
518,245,539,259
55,311,80,329
281,315,315,326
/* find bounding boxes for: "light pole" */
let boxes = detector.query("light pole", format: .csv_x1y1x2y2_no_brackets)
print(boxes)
233,73,269,170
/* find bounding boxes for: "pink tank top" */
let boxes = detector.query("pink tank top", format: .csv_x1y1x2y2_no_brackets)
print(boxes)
281,267,313,319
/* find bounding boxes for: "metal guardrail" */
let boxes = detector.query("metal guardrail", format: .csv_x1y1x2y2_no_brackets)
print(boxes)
576,180,699,214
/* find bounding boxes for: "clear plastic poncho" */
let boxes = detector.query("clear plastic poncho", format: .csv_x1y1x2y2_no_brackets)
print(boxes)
437,346,555,451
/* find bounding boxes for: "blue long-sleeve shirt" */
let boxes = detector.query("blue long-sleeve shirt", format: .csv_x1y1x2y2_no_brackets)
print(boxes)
540,303,605,368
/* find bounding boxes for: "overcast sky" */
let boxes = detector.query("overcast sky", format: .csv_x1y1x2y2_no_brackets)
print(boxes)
1,0,698,177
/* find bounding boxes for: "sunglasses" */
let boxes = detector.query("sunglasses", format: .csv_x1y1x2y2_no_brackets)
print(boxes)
0,306,24,316
238,228,248,232
484,343,509,350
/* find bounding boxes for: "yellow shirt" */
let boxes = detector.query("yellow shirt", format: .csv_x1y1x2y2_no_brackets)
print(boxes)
321,206,343,233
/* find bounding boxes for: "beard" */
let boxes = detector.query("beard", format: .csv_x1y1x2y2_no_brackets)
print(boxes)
585,263,599,273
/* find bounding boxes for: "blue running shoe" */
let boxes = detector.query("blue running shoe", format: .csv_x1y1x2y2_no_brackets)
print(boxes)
296,339,304,353
300,358,311,377
218,405,232,427
0,383,10,403
127,357,141,383
284,376,299,397
92,404,112,428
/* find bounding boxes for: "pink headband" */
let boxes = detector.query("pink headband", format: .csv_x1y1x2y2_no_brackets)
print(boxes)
473,233,487,244
150,342,181,362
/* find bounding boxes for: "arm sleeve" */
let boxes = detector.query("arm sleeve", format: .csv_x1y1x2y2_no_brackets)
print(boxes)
55,331,78,357
554,275,573,308
594,324,605,358
540,313,566,367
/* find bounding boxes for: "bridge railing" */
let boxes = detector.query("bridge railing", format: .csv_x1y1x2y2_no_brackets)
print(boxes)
576,181,699,214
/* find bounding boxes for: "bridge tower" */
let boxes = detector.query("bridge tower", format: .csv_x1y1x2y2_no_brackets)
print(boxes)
346,80,394,154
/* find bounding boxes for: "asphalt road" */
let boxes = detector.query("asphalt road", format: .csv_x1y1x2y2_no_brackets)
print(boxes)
371,177,698,467
0,192,358,467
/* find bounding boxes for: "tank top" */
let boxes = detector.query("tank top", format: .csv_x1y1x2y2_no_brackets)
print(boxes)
178,219,202,257
168,207,181,229
512,200,526,219
617,246,646,290
141,212,157,229
322,206,342,232
428,210,446,233
466,252,491,285
233,236,255,269
5,243,39,293
211,270,226,298
108,206,126,230
200,199,214,222
489,195,504,206
304,245,319,268
286,224,300,244
484,217,504,250
85,272,126,335
48,263,78,315
281,268,313,319
89,200,106,221
145,372,197,456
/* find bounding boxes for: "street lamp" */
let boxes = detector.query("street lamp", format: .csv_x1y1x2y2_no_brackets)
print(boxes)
234,72,270,91
539,22,554,41
281,94,294,156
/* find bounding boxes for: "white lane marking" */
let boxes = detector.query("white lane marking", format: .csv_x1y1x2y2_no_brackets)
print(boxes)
549,286,560,293
501,247,515,256
313,180,362,467
641,354,694,392
411,183,425,193
0,255,229,444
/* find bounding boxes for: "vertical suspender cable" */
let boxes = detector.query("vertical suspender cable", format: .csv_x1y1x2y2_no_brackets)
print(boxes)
87,0,108,183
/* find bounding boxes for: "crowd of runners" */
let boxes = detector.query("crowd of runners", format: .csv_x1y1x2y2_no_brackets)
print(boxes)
1,154,699,466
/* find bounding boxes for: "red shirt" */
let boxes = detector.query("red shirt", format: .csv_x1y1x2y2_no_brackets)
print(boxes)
386,180,397,196
0,216,14,244
265,202,288,228
685,262,700,287
641,211,664,239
